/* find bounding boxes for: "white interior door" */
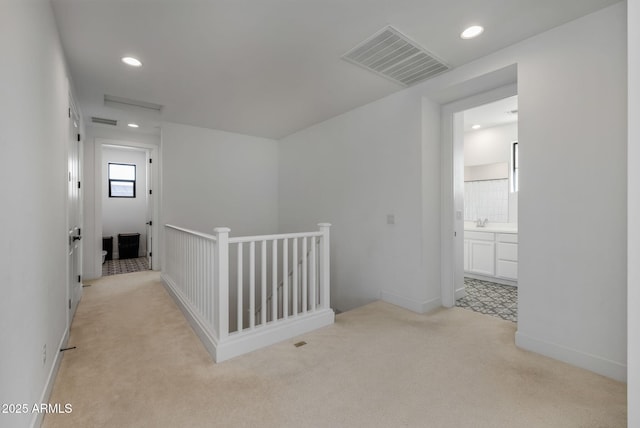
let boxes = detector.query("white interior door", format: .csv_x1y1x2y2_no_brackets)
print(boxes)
67,99,82,323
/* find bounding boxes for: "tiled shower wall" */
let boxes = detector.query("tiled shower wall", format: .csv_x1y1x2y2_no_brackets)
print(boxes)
464,179,509,222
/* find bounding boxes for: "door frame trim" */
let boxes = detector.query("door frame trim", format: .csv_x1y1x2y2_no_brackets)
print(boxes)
94,138,160,277
440,83,518,308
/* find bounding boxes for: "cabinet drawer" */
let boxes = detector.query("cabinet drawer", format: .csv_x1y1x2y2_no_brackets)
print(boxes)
464,231,494,241
497,233,518,243
497,242,518,262
497,260,518,280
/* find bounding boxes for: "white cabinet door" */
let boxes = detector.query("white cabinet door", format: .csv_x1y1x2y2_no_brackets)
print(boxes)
469,241,495,276
463,240,470,271
497,260,518,280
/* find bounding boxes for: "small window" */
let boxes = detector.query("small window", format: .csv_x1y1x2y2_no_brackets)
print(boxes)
108,163,136,198
512,142,519,192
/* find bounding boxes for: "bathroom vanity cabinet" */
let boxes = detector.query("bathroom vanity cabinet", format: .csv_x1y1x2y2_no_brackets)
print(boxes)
464,228,518,283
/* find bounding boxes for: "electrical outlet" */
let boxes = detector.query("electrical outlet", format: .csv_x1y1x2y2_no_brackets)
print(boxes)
42,344,46,366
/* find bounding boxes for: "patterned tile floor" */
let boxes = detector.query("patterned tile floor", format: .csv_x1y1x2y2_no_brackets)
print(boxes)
102,257,149,277
455,277,518,322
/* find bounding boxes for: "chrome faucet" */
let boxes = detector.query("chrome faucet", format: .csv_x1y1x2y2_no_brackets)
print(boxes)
476,218,488,227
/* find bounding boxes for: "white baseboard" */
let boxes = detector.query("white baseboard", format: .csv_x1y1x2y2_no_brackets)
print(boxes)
161,273,220,361
31,327,69,428
515,331,627,383
162,272,335,363
216,309,335,362
455,287,466,300
380,290,442,314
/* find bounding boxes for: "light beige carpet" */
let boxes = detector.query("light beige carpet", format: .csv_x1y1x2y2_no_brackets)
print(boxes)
43,271,626,427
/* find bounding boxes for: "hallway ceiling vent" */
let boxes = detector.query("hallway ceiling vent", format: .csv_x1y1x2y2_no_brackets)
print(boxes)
342,26,449,87
91,117,118,126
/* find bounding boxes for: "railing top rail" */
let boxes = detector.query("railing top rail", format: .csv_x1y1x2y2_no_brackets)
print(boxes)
165,224,217,241
229,231,323,244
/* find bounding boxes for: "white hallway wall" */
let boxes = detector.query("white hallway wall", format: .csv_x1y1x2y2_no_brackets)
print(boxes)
83,126,160,279
0,1,77,427
628,0,639,423
279,4,627,380
102,147,147,259
161,122,279,238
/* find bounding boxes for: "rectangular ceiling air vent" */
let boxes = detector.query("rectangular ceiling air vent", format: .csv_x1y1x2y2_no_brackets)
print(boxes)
91,117,118,126
342,26,449,87
104,95,163,113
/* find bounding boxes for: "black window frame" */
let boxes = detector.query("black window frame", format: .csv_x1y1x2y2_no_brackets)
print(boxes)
108,163,136,198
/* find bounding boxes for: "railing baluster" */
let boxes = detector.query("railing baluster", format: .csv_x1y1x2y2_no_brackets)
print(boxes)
272,239,277,322
249,241,255,329
261,240,267,326
310,236,316,311
302,237,308,313
293,238,298,316
237,242,243,332
283,238,288,319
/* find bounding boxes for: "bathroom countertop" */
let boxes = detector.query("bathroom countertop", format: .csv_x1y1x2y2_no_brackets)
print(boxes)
464,223,518,234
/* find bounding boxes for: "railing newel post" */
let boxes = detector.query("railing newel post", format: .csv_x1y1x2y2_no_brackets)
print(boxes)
214,227,231,340
318,223,331,310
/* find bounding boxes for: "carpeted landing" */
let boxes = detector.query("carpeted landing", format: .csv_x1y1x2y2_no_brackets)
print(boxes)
44,271,626,428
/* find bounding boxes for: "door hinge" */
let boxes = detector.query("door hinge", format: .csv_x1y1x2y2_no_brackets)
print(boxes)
68,299,71,309
78,228,81,236
78,181,81,189
77,275,81,283
149,189,152,195
149,252,152,257
77,133,81,142
149,158,152,164
68,108,71,118
147,221,153,226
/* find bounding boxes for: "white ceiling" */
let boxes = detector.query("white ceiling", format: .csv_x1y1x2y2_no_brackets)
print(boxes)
51,0,619,139
464,95,518,132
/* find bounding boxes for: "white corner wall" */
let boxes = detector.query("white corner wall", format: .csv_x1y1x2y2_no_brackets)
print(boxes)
278,3,627,381
102,147,148,259
429,3,627,381
0,1,75,427
628,0,639,423
161,122,279,238
279,90,441,312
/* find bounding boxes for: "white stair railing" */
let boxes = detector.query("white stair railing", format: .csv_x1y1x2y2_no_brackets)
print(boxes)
255,240,320,323
162,223,333,362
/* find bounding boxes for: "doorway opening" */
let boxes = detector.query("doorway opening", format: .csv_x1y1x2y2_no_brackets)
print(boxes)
99,143,154,276
454,95,519,322
440,81,518,322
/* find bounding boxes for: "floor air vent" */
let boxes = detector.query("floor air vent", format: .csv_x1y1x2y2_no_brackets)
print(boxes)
342,26,449,86
91,117,118,126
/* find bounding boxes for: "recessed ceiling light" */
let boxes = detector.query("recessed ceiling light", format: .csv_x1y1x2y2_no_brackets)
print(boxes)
127,123,139,128
471,124,481,130
121,56,142,67
461,26,484,39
